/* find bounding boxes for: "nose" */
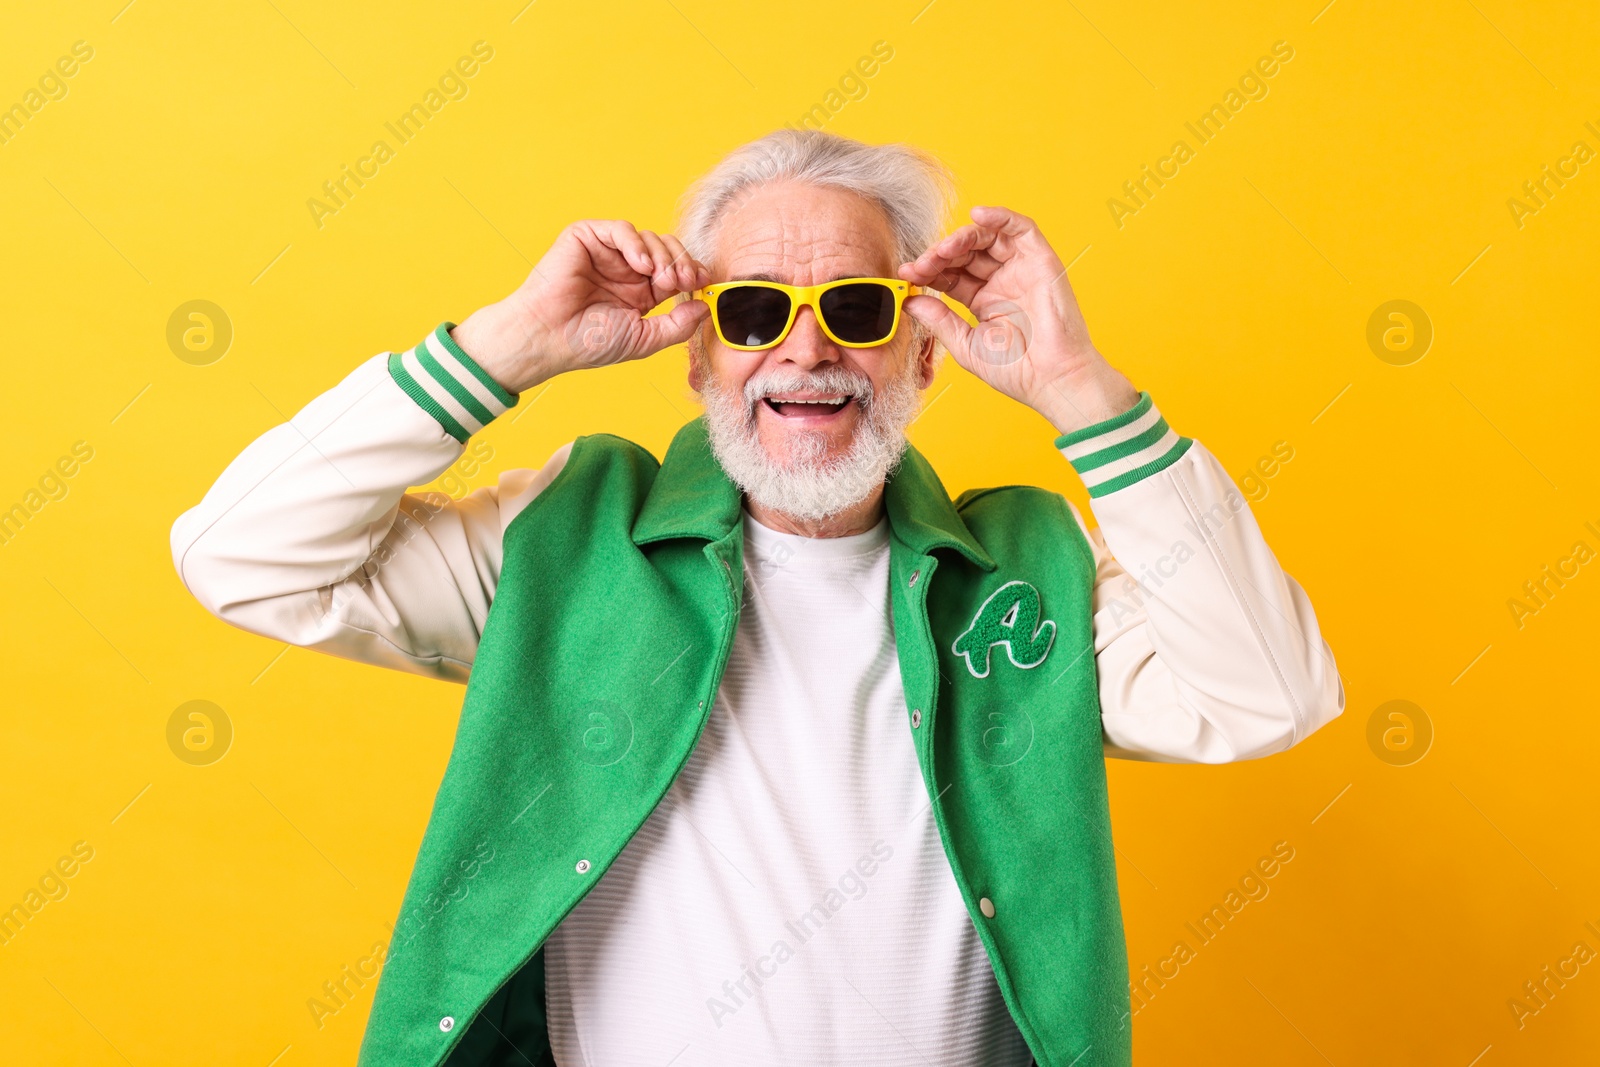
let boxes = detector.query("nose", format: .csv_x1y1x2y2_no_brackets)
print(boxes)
773,304,838,371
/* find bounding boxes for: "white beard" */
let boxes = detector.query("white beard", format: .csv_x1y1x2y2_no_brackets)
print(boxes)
700,358,925,524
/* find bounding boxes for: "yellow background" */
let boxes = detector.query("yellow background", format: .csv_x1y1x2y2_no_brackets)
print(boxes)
3,1,1597,1063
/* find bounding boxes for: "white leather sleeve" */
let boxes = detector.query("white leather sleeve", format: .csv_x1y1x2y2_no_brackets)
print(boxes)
170,352,570,683
1064,439,1344,763
174,349,1341,759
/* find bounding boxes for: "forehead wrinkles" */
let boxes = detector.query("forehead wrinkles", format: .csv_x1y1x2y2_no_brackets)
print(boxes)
726,231,888,276
715,195,896,277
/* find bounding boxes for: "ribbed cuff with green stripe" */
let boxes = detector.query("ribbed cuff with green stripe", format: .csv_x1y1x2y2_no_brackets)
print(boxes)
387,323,519,443
1055,392,1192,498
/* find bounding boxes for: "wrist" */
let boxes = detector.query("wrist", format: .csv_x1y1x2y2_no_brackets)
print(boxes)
387,323,520,443
1034,362,1140,436
1055,390,1192,498
450,300,555,394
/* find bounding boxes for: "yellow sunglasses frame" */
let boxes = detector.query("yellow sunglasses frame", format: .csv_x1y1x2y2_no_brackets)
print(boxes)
692,278,921,351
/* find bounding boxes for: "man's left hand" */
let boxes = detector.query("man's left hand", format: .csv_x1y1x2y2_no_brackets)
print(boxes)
900,206,1139,436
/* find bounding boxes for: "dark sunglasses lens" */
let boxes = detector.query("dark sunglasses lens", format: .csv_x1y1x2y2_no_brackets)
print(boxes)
819,283,898,344
717,287,792,347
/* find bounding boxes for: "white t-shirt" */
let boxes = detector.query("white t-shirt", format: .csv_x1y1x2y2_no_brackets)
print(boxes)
542,511,1032,1066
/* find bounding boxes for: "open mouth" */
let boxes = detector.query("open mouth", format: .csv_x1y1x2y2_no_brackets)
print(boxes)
762,396,854,418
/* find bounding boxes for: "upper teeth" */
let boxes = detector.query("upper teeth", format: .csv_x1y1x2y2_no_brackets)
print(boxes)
775,397,847,404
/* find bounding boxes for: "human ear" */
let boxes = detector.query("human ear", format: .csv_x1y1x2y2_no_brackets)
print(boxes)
915,330,938,390
686,329,707,392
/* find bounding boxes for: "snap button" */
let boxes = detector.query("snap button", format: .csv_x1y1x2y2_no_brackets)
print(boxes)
911,709,922,729
439,1016,455,1032
908,569,920,587
979,896,996,919
575,859,591,874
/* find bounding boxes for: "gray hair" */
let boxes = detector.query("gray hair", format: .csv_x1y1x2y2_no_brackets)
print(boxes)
677,129,955,270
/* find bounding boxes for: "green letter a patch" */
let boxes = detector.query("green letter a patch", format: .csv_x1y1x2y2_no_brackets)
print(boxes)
952,580,1056,679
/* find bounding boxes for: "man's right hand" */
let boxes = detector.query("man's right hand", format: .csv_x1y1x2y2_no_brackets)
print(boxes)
449,220,710,395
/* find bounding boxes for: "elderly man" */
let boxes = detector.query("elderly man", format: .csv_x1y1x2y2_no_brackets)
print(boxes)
173,130,1342,1067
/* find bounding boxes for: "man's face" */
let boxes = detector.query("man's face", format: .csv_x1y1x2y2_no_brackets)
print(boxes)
690,181,935,471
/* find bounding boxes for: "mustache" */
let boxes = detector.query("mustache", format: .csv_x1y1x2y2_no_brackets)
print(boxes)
741,366,875,410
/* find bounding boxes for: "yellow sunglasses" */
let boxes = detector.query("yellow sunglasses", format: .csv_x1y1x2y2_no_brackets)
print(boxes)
693,278,921,351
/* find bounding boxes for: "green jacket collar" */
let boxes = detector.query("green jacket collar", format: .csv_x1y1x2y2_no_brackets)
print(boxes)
631,416,996,572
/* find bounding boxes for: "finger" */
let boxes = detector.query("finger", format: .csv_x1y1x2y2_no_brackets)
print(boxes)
970,204,1039,239
922,223,1003,272
969,205,1062,266
901,249,979,289
635,298,710,356
960,249,1004,281
935,222,1002,259
638,230,694,306
917,266,985,308
928,210,1043,268
658,233,701,293
908,209,1044,278
638,230,676,291
902,225,1002,285
904,294,973,366
588,220,655,279
931,210,1063,288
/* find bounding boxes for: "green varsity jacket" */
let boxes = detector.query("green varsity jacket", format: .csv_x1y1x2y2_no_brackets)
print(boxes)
357,414,1130,1066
